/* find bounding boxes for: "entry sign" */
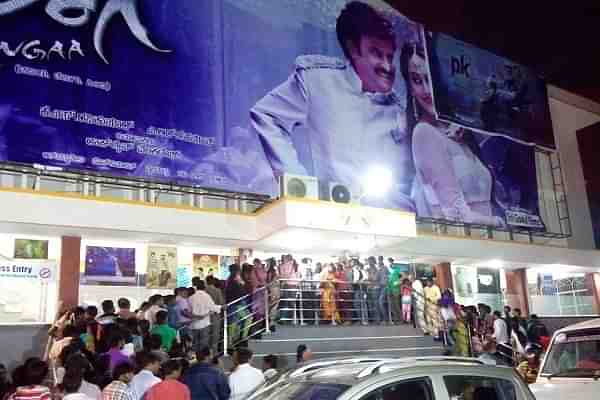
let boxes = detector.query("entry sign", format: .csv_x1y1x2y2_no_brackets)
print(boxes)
0,260,56,281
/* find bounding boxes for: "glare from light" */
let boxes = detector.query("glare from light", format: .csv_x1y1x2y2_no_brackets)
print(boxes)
362,165,393,198
487,259,504,269
333,237,374,253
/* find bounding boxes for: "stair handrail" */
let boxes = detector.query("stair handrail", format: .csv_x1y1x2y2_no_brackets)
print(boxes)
409,286,474,357
219,276,474,357
221,279,280,353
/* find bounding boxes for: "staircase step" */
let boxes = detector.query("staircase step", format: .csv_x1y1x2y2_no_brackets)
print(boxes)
248,346,445,371
250,335,438,354
268,324,421,339
247,324,445,370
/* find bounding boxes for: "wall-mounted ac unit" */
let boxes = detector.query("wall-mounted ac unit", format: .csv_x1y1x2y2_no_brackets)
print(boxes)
279,174,319,200
329,182,353,204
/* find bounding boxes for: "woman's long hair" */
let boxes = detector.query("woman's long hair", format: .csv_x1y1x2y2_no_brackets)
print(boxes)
400,41,427,135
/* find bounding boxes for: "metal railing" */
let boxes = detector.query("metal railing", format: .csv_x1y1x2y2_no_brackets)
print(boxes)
210,281,280,354
219,277,476,357
0,162,270,213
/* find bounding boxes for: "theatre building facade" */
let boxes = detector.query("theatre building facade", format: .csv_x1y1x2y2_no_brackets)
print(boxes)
0,0,600,366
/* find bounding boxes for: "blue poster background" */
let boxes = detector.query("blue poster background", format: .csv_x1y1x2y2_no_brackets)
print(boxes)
426,32,555,150
0,1,549,230
0,0,277,195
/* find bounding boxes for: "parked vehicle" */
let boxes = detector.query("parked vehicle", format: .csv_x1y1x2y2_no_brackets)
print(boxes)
530,318,600,400
249,357,533,400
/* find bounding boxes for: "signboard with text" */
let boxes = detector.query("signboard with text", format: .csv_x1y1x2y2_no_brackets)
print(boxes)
0,259,56,281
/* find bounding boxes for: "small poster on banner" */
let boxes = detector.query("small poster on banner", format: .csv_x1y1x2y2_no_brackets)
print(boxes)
14,239,48,259
147,246,177,288
82,246,136,285
192,254,219,280
176,265,192,288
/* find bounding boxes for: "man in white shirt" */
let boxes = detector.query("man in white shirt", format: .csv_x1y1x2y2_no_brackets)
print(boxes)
130,352,161,400
188,279,221,352
61,368,96,400
229,348,265,400
492,310,509,344
144,295,165,328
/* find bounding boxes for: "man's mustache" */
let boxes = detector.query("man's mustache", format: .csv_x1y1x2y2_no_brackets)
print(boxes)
375,68,395,80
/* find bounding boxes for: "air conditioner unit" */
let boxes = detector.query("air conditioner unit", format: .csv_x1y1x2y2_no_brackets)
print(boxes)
329,182,354,204
279,174,319,200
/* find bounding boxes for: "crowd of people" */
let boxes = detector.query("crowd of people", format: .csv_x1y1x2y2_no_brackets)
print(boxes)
273,255,440,331
466,304,551,382
0,255,553,399
0,345,277,400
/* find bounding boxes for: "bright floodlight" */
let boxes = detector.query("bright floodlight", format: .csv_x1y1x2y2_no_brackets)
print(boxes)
362,165,393,198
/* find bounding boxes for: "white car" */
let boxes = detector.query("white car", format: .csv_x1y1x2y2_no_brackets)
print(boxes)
531,318,600,400
249,357,534,400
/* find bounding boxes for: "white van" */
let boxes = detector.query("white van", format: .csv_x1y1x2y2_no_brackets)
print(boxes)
530,318,600,399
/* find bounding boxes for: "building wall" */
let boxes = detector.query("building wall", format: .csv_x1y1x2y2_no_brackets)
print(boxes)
0,324,49,371
549,87,600,250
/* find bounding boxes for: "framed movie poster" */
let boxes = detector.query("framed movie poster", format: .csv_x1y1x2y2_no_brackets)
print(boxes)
147,246,177,288
192,254,219,280
14,239,48,259
83,246,136,285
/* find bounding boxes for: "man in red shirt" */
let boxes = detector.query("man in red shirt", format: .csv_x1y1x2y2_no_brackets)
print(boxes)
146,360,190,400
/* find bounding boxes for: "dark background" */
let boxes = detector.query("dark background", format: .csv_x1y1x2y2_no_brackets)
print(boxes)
577,122,600,248
387,0,600,103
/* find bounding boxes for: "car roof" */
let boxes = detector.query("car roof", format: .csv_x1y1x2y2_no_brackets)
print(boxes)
298,357,512,385
301,363,378,385
555,318,600,334
251,360,519,400
285,357,397,378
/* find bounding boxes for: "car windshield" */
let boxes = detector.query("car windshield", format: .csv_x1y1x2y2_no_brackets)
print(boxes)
251,382,350,400
541,330,600,377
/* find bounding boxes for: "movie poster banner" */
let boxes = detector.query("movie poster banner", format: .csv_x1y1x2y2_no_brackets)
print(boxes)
147,246,177,289
0,0,278,195
0,1,550,231
476,136,545,230
192,254,220,280
82,246,136,285
425,31,555,149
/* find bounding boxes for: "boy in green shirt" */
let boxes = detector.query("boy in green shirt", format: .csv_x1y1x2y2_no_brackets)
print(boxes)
151,310,178,352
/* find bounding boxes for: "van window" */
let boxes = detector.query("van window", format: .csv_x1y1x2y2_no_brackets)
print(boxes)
361,378,433,400
541,331,600,377
444,375,517,400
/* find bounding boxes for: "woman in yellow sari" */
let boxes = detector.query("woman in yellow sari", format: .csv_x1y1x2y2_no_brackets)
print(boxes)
321,264,340,325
